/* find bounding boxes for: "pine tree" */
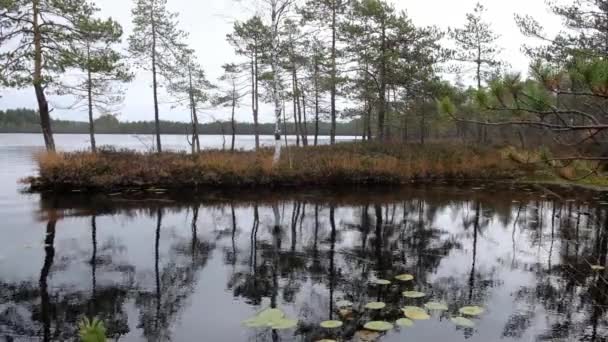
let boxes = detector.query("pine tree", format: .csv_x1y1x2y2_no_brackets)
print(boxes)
215,63,247,152
167,50,213,154
57,15,132,152
227,16,271,151
0,0,100,151
517,0,608,61
300,0,349,145
129,0,188,153
450,3,502,90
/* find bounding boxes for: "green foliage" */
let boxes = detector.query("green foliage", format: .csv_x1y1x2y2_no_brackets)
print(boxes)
450,3,503,87
0,0,100,88
437,97,456,116
128,0,188,75
78,317,107,342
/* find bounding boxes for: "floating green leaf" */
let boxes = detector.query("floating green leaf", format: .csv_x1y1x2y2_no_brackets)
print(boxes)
373,279,391,285
395,274,414,281
242,317,267,328
271,318,298,330
424,302,448,311
395,318,414,327
320,320,343,329
336,300,353,307
258,308,284,321
402,306,430,320
365,302,386,310
451,316,475,328
591,265,605,271
363,321,394,331
242,307,297,329
402,291,426,298
459,306,485,316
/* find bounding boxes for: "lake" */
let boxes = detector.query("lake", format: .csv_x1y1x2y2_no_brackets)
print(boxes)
1,134,608,342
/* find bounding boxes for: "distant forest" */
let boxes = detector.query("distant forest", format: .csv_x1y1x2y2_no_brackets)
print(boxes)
0,108,361,136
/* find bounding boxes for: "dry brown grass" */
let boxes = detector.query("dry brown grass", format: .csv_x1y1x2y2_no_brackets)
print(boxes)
28,142,524,192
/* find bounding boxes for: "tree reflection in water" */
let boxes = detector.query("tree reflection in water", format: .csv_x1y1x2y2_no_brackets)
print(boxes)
1,188,607,341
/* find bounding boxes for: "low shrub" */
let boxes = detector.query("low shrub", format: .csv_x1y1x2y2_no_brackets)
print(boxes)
29,142,528,192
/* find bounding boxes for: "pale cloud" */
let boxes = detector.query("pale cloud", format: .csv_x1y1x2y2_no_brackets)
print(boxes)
0,0,563,123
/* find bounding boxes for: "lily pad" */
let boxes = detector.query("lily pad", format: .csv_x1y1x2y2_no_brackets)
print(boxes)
363,321,394,331
591,265,605,271
320,320,343,329
258,308,285,321
402,306,430,320
395,274,414,281
242,317,267,328
373,279,391,285
451,316,475,328
459,306,485,316
365,302,386,310
424,302,448,311
336,300,353,307
271,318,298,330
402,291,426,298
242,308,297,329
395,318,414,327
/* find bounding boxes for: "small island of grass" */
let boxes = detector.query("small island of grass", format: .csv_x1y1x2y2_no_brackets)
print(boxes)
25,142,606,194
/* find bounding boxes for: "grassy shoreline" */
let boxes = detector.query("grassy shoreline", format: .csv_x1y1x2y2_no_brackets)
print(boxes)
25,142,606,194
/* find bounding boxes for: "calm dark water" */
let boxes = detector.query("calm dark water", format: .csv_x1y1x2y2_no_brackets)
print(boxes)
1,134,608,342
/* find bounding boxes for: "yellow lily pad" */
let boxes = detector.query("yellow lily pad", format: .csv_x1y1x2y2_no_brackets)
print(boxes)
271,318,298,330
242,317,266,328
459,306,485,316
451,316,475,328
242,307,297,329
363,321,394,331
424,302,448,311
365,302,386,310
402,306,430,320
395,274,414,281
402,291,426,298
258,308,284,321
320,320,343,329
373,279,391,285
395,318,414,327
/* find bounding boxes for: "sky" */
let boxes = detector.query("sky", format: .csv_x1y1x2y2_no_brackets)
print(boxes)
0,0,563,123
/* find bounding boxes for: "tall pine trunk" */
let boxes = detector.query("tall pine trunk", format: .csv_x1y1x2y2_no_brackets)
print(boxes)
86,44,96,153
271,2,282,165
188,64,200,153
330,3,337,145
377,21,387,141
151,12,162,153
252,51,260,151
314,59,320,146
231,82,237,152
33,0,55,152
301,90,308,146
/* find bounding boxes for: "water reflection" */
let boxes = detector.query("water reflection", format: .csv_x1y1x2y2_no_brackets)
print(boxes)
1,187,608,341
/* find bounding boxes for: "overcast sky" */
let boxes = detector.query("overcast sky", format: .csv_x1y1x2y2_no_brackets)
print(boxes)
0,0,563,123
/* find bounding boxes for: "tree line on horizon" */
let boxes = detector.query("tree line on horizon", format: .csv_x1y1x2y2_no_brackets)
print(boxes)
0,0,607,163
0,108,363,136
